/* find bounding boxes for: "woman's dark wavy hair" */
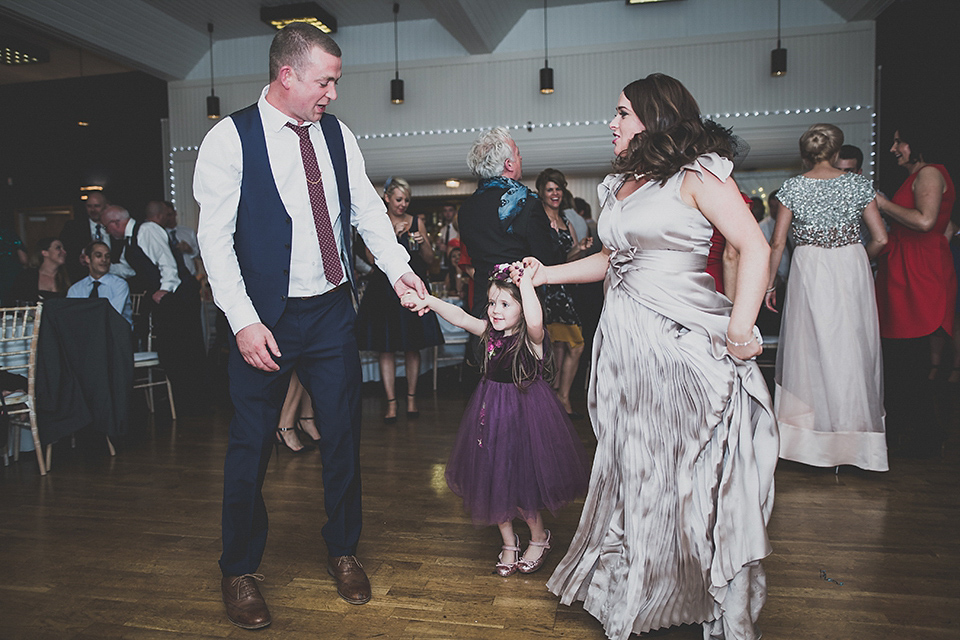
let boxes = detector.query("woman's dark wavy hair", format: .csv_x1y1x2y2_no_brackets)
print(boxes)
612,73,734,184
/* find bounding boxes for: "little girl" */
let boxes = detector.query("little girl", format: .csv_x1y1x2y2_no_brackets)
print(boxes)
402,263,589,576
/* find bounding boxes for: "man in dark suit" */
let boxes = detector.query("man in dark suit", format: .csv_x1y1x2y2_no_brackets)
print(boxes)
60,190,109,282
195,23,423,630
457,127,562,315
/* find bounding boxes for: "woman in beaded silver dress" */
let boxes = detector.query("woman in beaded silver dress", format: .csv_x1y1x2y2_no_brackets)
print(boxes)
765,124,889,471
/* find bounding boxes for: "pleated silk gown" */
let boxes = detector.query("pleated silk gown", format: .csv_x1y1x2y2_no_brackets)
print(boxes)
547,155,779,640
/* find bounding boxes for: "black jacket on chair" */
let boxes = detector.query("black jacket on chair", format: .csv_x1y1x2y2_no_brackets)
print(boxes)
36,298,133,445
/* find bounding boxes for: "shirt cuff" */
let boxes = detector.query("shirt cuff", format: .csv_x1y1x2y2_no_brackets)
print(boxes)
223,301,262,336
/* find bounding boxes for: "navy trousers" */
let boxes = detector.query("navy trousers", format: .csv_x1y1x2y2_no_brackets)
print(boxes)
219,288,363,576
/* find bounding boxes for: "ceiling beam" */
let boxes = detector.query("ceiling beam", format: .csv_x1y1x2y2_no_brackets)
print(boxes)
420,0,526,55
0,0,207,80
819,0,896,21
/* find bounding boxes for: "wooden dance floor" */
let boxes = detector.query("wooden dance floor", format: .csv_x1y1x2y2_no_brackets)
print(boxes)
2,372,959,639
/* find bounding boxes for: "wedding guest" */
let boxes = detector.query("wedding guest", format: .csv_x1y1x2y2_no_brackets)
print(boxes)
875,125,956,457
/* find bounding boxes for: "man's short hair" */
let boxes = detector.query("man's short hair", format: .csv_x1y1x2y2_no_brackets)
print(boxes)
144,200,167,223
269,23,342,82
838,144,864,171
83,241,110,258
574,197,592,220
101,205,131,225
466,127,514,180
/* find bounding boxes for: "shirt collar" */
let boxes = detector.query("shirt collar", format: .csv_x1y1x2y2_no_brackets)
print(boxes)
258,85,316,134
124,218,136,238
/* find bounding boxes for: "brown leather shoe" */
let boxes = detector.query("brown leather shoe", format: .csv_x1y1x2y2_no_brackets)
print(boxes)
326,555,371,604
221,574,271,629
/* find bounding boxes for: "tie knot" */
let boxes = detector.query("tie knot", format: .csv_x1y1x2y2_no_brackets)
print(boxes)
285,122,311,140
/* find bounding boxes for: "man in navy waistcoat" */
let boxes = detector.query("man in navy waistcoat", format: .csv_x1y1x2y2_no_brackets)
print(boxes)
195,23,423,630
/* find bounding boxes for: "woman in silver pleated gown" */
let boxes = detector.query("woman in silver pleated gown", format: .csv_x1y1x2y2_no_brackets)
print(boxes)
526,74,778,640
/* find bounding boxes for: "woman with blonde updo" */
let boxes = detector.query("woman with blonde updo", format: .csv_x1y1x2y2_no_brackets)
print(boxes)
765,123,889,470
356,177,444,422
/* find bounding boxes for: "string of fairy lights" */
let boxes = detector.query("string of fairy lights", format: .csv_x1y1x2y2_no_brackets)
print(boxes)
167,104,876,208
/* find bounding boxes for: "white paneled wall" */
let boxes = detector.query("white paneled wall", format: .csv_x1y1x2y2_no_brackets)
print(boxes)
168,21,875,228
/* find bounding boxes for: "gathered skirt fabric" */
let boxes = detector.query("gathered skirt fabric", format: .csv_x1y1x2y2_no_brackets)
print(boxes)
547,285,773,640
445,376,590,526
776,244,887,471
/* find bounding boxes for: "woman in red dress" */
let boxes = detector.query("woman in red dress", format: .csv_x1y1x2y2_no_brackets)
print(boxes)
875,125,956,457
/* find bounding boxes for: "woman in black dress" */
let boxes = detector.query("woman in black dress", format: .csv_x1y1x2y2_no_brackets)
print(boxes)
356,177,443,421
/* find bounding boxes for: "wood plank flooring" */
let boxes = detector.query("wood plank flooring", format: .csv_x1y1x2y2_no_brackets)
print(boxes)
2,372,958,639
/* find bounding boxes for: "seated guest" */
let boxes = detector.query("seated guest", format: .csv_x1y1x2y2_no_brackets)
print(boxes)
67,241,133,328
102,204,207,414
9,237,71,303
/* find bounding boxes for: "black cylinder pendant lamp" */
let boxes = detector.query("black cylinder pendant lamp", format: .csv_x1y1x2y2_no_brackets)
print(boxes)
391,3,404,104
771,0,787,76
207,22,220,118
540,0,553,94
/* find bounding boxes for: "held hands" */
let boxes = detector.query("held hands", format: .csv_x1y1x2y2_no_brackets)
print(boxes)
506,260,531,287
395,271,428,315
520,257,547,286
400,290,429,312
236,322,282,372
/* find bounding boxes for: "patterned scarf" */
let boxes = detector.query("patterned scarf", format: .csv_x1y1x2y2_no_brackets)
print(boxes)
475,176,539,234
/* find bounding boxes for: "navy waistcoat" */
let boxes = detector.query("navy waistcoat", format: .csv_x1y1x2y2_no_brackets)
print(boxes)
231,104,355,328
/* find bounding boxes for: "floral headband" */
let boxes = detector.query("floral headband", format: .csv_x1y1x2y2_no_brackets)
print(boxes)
490,262,522,282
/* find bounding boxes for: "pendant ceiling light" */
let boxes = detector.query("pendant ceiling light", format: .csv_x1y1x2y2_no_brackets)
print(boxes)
391,3,404,104
540,0,553,94
771,0,786,77
260,2,338,33
206,22,220,118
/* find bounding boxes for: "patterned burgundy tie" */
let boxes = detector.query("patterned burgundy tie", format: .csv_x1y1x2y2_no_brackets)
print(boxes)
285,122,344,286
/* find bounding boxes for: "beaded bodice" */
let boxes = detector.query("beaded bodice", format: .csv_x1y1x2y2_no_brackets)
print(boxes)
776,173,875,248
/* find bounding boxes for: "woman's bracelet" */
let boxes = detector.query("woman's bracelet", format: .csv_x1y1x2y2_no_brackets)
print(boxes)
765,285,776,293
726,326,763,347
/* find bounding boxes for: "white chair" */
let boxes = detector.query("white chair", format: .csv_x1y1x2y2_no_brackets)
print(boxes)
1,304,47,475
130,293,176,419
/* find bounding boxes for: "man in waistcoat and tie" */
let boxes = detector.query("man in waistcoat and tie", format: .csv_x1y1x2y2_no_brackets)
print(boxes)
194,23,423,630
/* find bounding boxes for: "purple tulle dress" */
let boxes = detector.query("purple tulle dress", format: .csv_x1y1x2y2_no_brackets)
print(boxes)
445,330,590,526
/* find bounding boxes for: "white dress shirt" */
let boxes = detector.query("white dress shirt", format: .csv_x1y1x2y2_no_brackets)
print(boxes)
169,225,200,276
109,218,181,293
67,273,133,328
194,86,410,334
